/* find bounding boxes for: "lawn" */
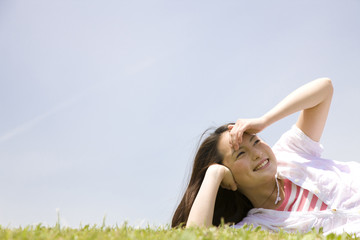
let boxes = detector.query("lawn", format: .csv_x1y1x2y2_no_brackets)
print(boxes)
0,223,357,240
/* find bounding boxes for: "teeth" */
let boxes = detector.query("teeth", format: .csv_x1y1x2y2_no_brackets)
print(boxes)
254,159,269,171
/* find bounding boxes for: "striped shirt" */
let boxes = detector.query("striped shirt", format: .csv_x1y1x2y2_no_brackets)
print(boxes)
276,178,328,212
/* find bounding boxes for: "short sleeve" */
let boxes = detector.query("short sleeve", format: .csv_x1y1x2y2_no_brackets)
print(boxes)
272,125,324,158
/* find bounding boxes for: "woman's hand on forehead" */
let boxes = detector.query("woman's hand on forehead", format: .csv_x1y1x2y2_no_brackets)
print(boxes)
228,118,266,150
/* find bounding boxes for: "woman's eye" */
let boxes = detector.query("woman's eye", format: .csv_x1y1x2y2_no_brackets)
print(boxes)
237,152,245,159
254,140,260,145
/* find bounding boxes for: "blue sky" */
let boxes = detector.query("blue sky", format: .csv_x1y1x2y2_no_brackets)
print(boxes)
0,0,359,227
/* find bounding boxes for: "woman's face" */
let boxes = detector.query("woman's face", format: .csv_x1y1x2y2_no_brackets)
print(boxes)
218,131,277,191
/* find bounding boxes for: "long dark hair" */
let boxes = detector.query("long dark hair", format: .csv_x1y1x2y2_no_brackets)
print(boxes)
171,123,253,228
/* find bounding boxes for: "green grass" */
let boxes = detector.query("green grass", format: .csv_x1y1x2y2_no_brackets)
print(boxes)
0,223,358,240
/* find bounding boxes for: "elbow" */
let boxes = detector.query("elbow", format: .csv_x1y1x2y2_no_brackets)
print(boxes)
326,77,334,95
317,77,334,95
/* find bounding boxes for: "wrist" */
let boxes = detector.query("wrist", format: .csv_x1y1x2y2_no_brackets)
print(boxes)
206,165,226,183
259,115,271,129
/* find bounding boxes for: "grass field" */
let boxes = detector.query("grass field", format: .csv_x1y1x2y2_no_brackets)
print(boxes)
0,223,358,240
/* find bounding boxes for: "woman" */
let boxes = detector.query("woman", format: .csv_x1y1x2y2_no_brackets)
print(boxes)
172,78,360,234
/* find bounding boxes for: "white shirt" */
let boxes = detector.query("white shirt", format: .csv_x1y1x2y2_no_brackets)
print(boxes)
234,125,360,235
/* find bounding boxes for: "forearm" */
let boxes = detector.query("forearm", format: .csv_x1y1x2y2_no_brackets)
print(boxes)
261,78,333,128
186,166,223,228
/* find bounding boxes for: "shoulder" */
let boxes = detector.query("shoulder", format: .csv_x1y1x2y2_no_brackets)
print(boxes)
272,125,324,157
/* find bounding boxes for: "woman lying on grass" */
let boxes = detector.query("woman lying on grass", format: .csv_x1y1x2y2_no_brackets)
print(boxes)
172,78,360,234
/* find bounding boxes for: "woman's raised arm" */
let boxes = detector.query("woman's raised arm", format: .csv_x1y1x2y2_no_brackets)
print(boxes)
230,78,333,149
293,78,333,142
263,77,333,142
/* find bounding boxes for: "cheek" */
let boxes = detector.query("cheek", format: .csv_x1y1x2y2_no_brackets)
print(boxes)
232,165,253,188
261,143,276,158
231,161,250,178
263,142,273,151
267,148,277,162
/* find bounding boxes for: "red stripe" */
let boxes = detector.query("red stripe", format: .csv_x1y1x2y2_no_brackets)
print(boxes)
297,189,309,211
308,193,319,211
276,179,328,212
320,202,328,211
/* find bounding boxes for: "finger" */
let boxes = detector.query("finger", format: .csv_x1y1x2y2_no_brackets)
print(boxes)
229,136,235,149
231,128,243,150
231,183,237,191
232,121,245,149
237,128,244,144
230,128,239,150
222,184,237,191
227,125,234,130
237,124,248,144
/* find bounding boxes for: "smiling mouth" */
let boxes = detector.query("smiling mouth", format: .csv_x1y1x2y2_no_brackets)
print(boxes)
253,159,269,171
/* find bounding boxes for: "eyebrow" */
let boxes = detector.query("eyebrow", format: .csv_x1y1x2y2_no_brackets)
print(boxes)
231,134,257,157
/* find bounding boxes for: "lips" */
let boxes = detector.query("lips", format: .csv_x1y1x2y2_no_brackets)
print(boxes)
253,158,269,171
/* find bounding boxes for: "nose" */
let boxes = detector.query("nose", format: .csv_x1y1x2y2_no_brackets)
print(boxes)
252,148,263,161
